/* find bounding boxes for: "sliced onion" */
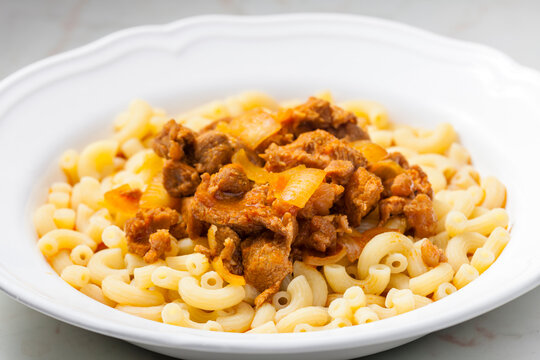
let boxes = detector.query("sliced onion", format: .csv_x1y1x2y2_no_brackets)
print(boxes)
104,184,141,214
212,257,246,286
303,246,347,266
217,108,281,150
280,168,327,208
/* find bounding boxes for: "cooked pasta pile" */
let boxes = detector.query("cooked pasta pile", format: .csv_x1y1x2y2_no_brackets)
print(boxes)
34,92,509,333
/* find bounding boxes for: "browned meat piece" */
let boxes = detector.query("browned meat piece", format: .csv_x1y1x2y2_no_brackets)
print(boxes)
193,131,235,175
125,207,180,262
390,173,414,197
329,122,370,142
153,120,196,161
295,216,337,253
144,229,172,263
403,194,437,238
220,236,243,275
333,214,350,234
262,130,366,172
298,183,344,219
382,163,432,200
406,165,433,198
207,164,252,200
279,97,369,141
385,152,410,169
162,160,201,198
241,232,292,306
324,160,355,185
343,167,384,227
172,197,205,240
379,196,408,224
421,239,444,267
191,173,297,240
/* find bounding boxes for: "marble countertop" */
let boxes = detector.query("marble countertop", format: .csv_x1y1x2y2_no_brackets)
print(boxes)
1,1,539,359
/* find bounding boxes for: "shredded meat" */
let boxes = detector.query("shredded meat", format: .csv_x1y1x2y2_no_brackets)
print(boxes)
153,120,196,161
279,97,370,141
241,232,292,306
263,130,367,172
343,167,384,227
125,207,180,263
207,164,252,200
162,160,201,198
404,194,437,238
324,160,355,185
193,131,235,175
298,182,344,219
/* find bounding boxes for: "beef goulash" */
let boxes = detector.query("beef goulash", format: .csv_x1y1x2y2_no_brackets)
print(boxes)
123,97,438,306
36,92,511,333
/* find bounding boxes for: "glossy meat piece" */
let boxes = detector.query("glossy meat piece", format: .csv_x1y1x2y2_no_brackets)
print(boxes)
193,131,235,175
153,120,196,161
343,167,384,227
241,232,292,305
162,160,201,198
207,164,252,200
324,160,355,185
124,207,180,263
403,193,437,238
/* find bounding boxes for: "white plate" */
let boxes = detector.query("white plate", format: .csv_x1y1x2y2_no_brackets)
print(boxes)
0,14,539,360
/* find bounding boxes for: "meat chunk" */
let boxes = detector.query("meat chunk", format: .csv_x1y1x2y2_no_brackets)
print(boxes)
153,120,196,161
163,160,201,198
279,97,369,141
298,182,344,219
406,165,433,198
403,194,437,238
343,167,384,227
125,207,181,263
379,196,408,224
295,216,337,253
193,131,235,175
324,160,355,185
145,229,172,263
421,239,444,267
329,122,370,142
383,165,432,199
207,164,252,200
191,172,297,241
214,226,243,275
263,130,367,172
390,173,414,197
241,232,292,306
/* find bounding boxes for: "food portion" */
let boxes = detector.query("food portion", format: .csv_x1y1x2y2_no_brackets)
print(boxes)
35,92,510,333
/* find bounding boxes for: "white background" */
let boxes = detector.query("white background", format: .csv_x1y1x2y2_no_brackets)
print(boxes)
1,1,539,359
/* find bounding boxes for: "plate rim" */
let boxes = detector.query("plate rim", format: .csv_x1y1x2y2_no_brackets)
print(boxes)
0,13,539,354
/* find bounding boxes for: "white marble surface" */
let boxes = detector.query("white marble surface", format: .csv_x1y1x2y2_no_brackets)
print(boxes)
1,0,539,359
